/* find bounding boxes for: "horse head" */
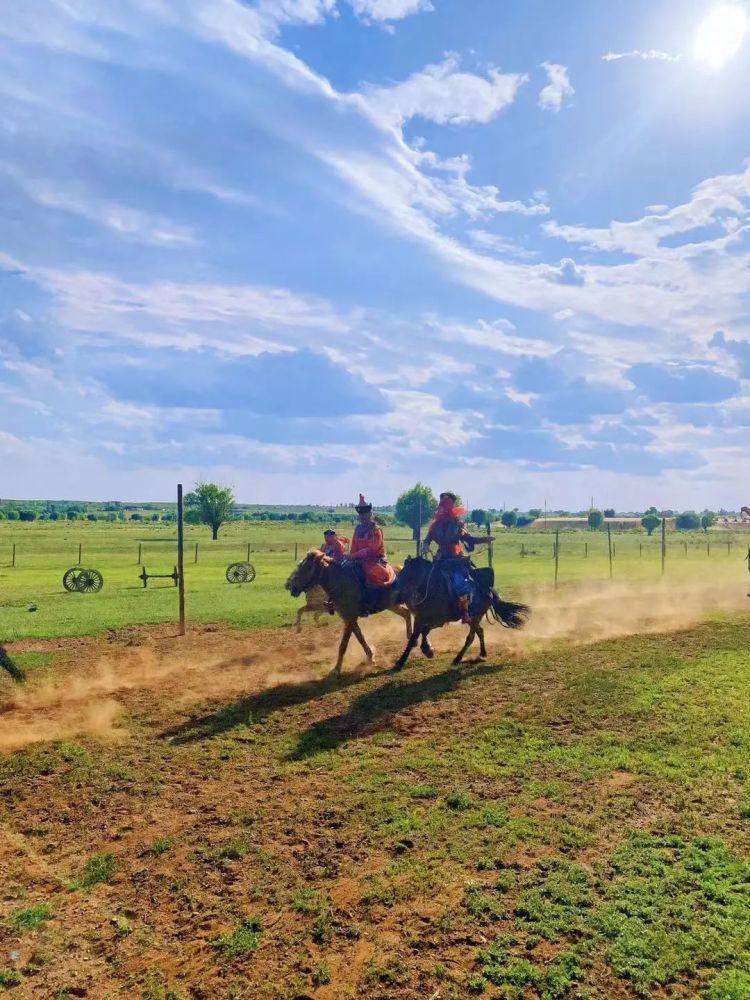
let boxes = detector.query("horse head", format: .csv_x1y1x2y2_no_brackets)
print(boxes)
392,555,430,604
285,549,331,597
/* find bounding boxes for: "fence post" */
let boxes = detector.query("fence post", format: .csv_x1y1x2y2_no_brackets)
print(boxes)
195,542,199,564
247,542,251,563
684,541,688,557
138,542,142,565
707,542,710,557
11,543,16,568
486,517,493,569
585,542,588,558
521,543,525,557
77,543,82,565
554,529,560,590
728,541,732,556
639,542,642,559
294,542,299,562
661,518,666,576
607,524,613,579
177,484,186,636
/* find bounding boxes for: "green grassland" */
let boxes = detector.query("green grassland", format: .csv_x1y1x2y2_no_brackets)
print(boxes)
1,612,749,997
1,519,749,641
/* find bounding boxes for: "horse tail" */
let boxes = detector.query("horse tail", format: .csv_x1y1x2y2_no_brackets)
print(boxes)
0,645,25,683
490,593,530,630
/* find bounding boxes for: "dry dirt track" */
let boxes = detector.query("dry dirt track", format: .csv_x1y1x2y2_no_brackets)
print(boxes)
1,577,750,999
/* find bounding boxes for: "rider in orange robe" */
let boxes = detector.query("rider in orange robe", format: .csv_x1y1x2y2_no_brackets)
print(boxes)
322,529,347,563
422,491,492,623
350,495,396,588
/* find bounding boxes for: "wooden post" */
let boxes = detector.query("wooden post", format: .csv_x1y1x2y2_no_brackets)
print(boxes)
294,542,299,562
554,529,560,589
177,484,186,636
684,541,688,557
521,542,525,558
487,517,493,569
707,542,710,558
661,517,666,576
613,542,616,558
728,541,732,556
77,543,82,565
138,542,142,565
585,542,588,558
11,543,16,568
194,542,199,564
607,524,613,579
246,542,251,562
416,496,422,558
639,542,642,559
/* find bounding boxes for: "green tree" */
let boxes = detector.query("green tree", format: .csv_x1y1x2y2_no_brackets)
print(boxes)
501,510,517,528
604,508,615,518
675,511,701,531
700,511,716,532
528,508,542,519
394,483,438,541
185,482,236,540
641,513,661,536
6,510,19,521
470,508,487,527
588,509,604,530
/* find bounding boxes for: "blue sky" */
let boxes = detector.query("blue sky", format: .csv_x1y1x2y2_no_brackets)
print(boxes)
1,0,749,508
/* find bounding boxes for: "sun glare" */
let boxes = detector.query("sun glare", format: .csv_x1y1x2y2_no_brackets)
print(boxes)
693,3,748,68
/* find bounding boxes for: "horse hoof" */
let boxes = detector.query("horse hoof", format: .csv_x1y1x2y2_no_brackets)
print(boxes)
420,646,434,659
391,663,404,674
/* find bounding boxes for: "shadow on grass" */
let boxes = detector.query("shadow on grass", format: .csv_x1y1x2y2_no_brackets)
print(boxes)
161,665,380,744
288,661,502,760
0,644,24,682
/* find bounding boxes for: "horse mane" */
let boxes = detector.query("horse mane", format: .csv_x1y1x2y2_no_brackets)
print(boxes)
307,548,333,567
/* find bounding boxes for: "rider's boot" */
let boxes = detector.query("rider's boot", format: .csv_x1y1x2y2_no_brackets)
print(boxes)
458,594,471,624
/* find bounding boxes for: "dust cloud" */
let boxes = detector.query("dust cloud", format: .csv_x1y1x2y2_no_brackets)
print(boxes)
1,568,747,751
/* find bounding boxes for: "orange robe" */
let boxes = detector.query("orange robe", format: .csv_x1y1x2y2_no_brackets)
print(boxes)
322,537,346,562
350,523,395,586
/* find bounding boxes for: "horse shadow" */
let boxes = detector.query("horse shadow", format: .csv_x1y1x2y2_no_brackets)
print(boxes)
288,661,501,760
160,665,380,744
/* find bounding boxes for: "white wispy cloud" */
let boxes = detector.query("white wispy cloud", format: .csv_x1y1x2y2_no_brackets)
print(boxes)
538,62,574,112
361,56,526,127
347,0,433,22
1,167,195,247
602,49,682,63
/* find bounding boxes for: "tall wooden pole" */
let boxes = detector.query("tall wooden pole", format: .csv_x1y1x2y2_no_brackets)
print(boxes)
177,483,186,636
661,517,666,576
416,496,422,557
554,529,560,589
487,516,493,570
607,523,613,579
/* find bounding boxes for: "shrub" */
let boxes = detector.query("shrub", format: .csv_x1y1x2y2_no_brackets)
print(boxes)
588,509,604,530
676,511,701,531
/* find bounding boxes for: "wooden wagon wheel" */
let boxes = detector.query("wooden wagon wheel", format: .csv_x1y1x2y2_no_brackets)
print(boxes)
76,569,104,593
63,567,83,592
226,562,256,584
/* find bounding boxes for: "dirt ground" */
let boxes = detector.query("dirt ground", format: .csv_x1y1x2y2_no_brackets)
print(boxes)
1,589,749,999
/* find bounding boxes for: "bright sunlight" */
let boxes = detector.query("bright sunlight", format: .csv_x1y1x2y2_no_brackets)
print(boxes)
693,3,748,67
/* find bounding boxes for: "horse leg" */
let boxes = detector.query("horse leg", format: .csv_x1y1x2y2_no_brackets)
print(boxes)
420,627,434,659
452,625,477,667
296,606,306,633
391,605,412,640
334,621,354,675
476,621,487,660
352,621,374,663
393,621,422,673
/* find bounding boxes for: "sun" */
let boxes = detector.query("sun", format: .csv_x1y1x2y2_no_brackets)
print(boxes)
693,3,748,67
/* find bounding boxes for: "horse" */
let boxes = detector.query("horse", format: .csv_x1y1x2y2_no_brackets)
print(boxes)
293,584,328,633
392,556,530,672
285,550,412,675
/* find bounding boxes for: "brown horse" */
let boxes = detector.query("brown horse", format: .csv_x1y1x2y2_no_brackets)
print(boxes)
392,556,530,671
286,551,412,674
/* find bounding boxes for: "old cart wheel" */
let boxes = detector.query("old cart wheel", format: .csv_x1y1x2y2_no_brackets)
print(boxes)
226,562,256,584
63,568,82,592
76,569,104,593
